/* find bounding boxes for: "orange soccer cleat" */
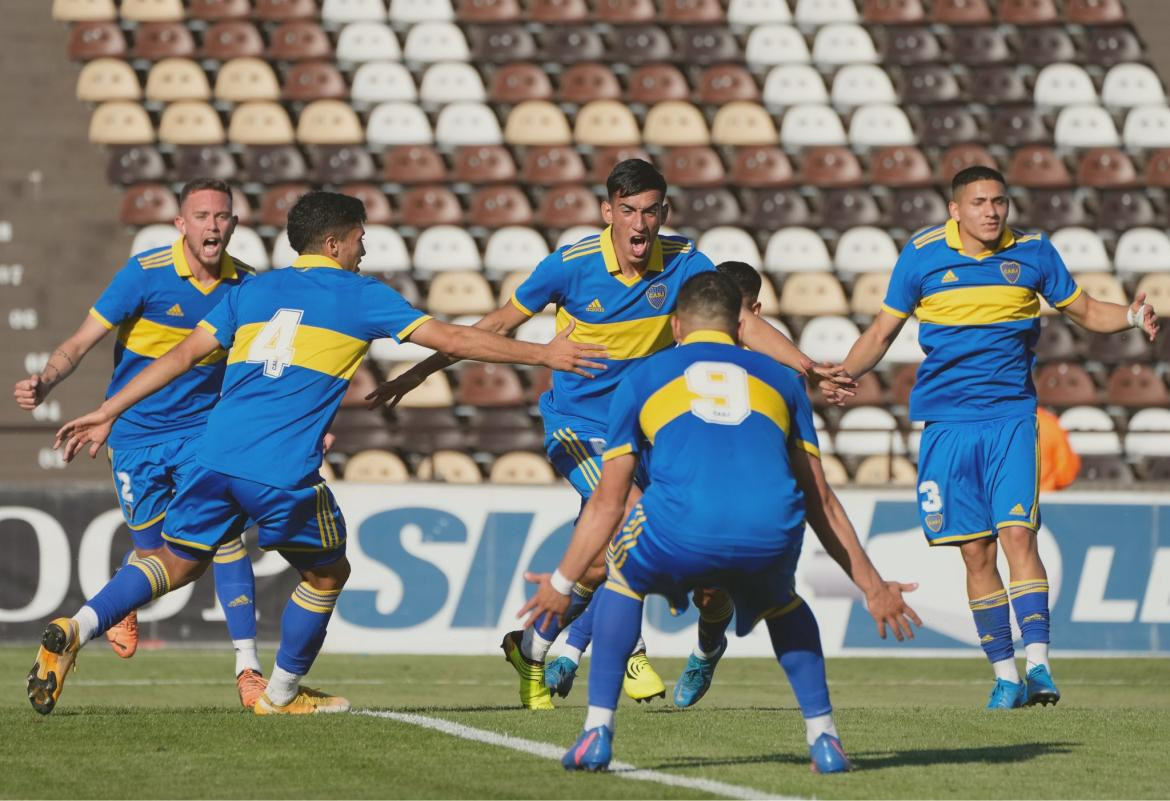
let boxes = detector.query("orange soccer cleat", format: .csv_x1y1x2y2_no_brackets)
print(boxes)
236,668,268,709
105,610,139,658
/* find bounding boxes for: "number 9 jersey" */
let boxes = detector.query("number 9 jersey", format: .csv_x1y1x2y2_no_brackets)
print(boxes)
196,255,431,489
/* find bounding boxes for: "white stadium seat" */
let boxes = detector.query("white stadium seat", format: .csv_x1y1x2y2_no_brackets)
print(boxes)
794,0,858,26
811,24,878,66
556,226,602,250
389,0,454,24
834,407,905,457
1059,406,1122,456
1101,63,1166,108
834,226,900,275
360,225,412,273
366,101,433,145
886,316,925,363
434,102,503,147
830,64,897,108
419,62,486,105
1122,105,1170,150
483,226,550,275
1124,408,1170,457
764,227,832,273
402,22,468,63
350,62,417,104
780,104,847,147
336,22,401,63
1050,227,1111,273
515,314,557,344
1033,63,1099,107
745,25,810,68
321,0,387,26
130,224,177,256
271,229,297,268
226,226,269,271
1113,228,1170,274
697,226,762,268
797,315,859,363
763,65,828,108
727,0,791,25
848,104,916,148
1053,105,1120,148
412,225,482,273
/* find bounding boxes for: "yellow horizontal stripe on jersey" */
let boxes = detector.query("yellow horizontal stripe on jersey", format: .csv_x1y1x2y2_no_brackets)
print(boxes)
229,322,369,380
397,313,433,342
89,308,115,330
638,374,792,445
795,439,821,459
881,303,911,319
119,317,227,365
555,308,673,361
603,442,634,461
916,285,1039,326
1053,285,1081,309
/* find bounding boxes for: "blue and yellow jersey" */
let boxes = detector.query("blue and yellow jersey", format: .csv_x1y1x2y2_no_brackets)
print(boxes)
91,239,253,449
197,254,431,489
602,331,820,557
883,220,1081,423
511,227,715,431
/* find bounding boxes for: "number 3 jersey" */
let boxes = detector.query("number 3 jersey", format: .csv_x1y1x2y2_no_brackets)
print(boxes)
197,255,431,489
601,331,821,557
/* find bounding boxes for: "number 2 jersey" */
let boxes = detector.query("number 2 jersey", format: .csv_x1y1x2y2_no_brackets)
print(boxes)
601,331,821,558
197,255,431,489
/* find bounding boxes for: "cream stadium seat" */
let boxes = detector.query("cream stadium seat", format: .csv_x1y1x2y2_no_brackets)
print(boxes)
228,101,295,145
145,59,211,102
848,104,915,147
297,99,364,144
574,100,642,147
1101,63,1166,108
811,23,878,65
853,454,916,486
159,101,224,145
390,0,455,24
402,21,469,63
797,315,859,363
490,451,557,484
321,0,387,25
351,61,417,104
505,101,573,146
89,101,154,144
366,101,434,145
412,225,482,273
77,58,141,102
829,64,896,108
697,226,761,267
756,274,780,314
1134,273,1170,317
120,0,184,22
834,226,900,275
1054,105,1120,148
496,270,534,308
419,62,486,104
225,226,270,271
780,104,847,147
343,450,410,483
416,450,483,483
435,102,504,146
642,101,710,147
386,361,456,407
1072,271,1126,305
214,58,281,103
336,22,402,63
1050,227,1111,272
745,25,809,68
710,102,778,146
53,0,116,21
779,273,849,316
820,453,849,484
849,271,891,317
763,64,828,107
1034,63,1099,107
728,0,791,25
359,225,412,273
763,227,832,273
484,227,549,275
426,271,496,316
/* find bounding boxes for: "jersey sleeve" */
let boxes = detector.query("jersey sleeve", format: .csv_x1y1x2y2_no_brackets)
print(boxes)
681,246,716,281
511,250,566,318
197,284,241,349
360,279,433,343
881,242,922,319
602,377,645,461
89,259,145,330
786,376,821,459
1036,237,1081,309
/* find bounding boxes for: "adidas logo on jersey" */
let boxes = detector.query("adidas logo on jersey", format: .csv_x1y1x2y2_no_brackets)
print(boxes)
1010,503,1027,516
166,304,184,317
586,298,604,313
941,270,958,284
227,594,253,608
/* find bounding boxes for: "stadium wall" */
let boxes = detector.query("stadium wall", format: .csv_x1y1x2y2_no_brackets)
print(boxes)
2,484,1167,657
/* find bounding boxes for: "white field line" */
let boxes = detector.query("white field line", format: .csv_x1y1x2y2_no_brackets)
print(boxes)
357,709,792,801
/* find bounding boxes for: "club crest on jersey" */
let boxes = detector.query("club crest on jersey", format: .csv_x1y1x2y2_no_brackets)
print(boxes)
645,283,667,310
925,513,944,533
1000,261,1021,284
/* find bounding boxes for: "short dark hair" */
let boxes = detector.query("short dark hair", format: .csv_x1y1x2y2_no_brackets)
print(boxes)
676,271,741,331
286,191,367,254
951,165,1006,197
715,261,762,308
178,178,232,209
606,158,667,200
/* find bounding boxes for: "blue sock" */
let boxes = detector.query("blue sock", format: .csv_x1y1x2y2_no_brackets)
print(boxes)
86,555,172,634
275,582,340,675
969,588,1015,663
586,587,644,711
566,583,600,652
765,599,832,718
212,538,257,641
121,548,135,568
533,581,595,643
1008,579,1050,646
698,590,733,654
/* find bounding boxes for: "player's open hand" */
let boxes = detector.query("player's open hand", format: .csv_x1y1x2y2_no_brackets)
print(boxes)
1130,292,1160,341
13,375,48,410
544,320,608,377
864,580,922,642
365,369,424,410
801,359,857,406
516,571,571,630
54,410,114,462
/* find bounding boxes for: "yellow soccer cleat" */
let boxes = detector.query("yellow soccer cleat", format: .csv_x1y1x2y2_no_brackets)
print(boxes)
236,668,268,709
27,617,81,716
253,685,350,715
501,630,554,710
105,610,138,659
623,650,666,703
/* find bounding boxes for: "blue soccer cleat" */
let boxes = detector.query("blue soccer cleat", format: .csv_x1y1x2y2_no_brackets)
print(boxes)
986,677,1027,709
809,733,854,774
1024,664,1061,707
545,656,579,698
672,637,727,708
562,726,613,772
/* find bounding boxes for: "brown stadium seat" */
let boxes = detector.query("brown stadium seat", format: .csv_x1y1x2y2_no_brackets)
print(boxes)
130,22,197,60
503,101,572,146
627,64,689,105
331,408,398,456
1008,146,1072,188
107,145,167,184
1086,329,1153,366
120,184,179,225
1067,0,1126,24
558,63,622,105
309,144,376,181
870,146,932,187
255,0,319,20
202,21,265,60
454,145,518,184
229,186,254,226
730,147,796,188
669,188,740,229
267,22,333,61
672,26,741,66
189,0,252,20
343,450,411,483
919,107,983,148
931,0,992,23
607,26,673,66
228,101,295,145
662,146,726,188
1014,26,1076,67
241,145,308,183
259,183,311,226
469,25,538,64
536,185,601,229
159,101,225,145
1095,190,1156,229
801,146,864,188
881,26,943,66
741,188,811,229
398,186,463,227
936,144,997,184
1077,148,1138,188
819,189,882,229
283,62,349,101
1020,189,1087,230
383,145,448,184
529,0,587,23
68,22,127,61
1035,362,1098,407
663,0,724,23
457,363,526,407
833,371,885,409
76,58,141,102
121,0,185,22
416,450,483,483
589,146,652,185
1105,364,1169,407
951,26,1010,65
468,185,534,228
456,0,522,22
989,106,1050,148
967,66,1029,105
887,362,917,407
518,146,585,186
299,102,364,146
697,65,760,104
1034,318,1080,363
1146,149,1170,188
489,63,554,104
1083,27,1142,68
489,452,556,485
888,189,947,231
145,59,212,102
900,64,961,104
53,0,116,21
172,145,236,181
595,0,656,23
576,100,643,147
863,0,926,24
998,0,1059,24
458,364,541,454
540,27,606,65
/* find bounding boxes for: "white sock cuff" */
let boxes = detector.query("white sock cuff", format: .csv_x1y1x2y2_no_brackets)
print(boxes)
74,606,100,646
584,705,615,732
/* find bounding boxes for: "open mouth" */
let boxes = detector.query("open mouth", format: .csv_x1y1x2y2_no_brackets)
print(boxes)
629,234,648,259
200,236,222,259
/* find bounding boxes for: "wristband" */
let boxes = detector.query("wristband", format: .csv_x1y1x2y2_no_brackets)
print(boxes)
549,568,574,595
1127,304,1149,330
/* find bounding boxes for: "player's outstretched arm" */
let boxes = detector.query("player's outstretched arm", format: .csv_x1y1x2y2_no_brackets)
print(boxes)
790,445,922,642
13,316,109,410
739,314,856,405
54,327,221,462
405,317,606,377
518,453,637,629
841,309,907,382
1061,290,1160,341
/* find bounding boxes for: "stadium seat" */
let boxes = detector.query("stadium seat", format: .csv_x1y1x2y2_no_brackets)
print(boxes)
367,102,433,146
157,101,223,145
834,407,906,457
828,64,894,108
848,104,915,148
672,26,741,66
1014,26,1077,68
504,101,572,146
343,450,410,483
494,269,531,307
528,0,586,22
951,26,1010,65
697,226,761,268
1034,64,1098,107
886,362,916,407
540,26,606,65
515,314,557,345
763,65,828,108
241,144,307,183
669,189,741,230
1146,148,1170,187
745,25,810,68
1067,0,1126,23
267,22,333,61
572,100,642,147
1022,189,1088,230
121,0,185,22
416,450,483,483
483,227,548,275
1124,408,1170,457
410,225,479,274
296,100,363,146
930,0,991,22
434,102,504,147
1074,272,1127,306
76,58,141,102
966,65,1028,105
820,188,884,229
403,21,469,63
283,62,349,102
425,271,496,316
1115,228,1170,275
642,102,710,147
468,185,533,228
755,275,781,315
131,22,197,60
853,454,917,487
468,24,537,64
309,143,376,182
129,224,177,256
795,0,859,24
201,21,264,60
555,63,619,105
120,184,179,226
589,146,651,186
1058,406,1121,456
1008,146,1072,188
710,102,779,146
999,0,1059,24
382,145,445,185
1050,227,1110,272
68,21,127,60
918,106,983,148
517,146,582,186
389,0,455,23
350,62,417,105
730,147,796,188
336,22,402,63
456,362,525,406
259,184,309,228
779,273,849,317
107,144,167,184
834,227,899,275
340,224,404,272
1106,364,1169,408
489,451,556,485
870,145,931,187
661,147,724,188
801,146,863,187
862,0,925,23
663,0,724,22
1087,326,1153,366
1075,454,1132,483
53,0,116,21
763,227,831,273
488,62,554,104
189,0,252,20
1134,274,1170,318
1122,105,1170,150
728,0,791,24
1035,362,1099,407
228,102,295,145
742,188,813,229
887,187,947,231
225,226,270,270
898,64,961,106
848,271,890,317
322,0,387,25
606,25,673,65
214,59,280,103
811,24,878,66
254,0,318,20
339,183,393,225
270,229,298,266
625,64,688,105
697,65,760,106
1101,64,1165,108
991,106,1051,147
1076,147,1138,188
594,0,655,23
455,145,517,184
1084,26,1143,68
881,25,943,66
538,186,602,229
1095,188,1156,229
172,145,236,181
779,104,847,147
399,185,462,228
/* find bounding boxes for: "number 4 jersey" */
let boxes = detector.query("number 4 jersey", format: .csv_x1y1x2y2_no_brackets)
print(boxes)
197,255,431,489
601,330,821,558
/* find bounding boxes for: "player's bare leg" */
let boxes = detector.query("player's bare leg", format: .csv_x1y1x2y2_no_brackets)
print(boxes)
960,538,1025,708
998,525,1059,706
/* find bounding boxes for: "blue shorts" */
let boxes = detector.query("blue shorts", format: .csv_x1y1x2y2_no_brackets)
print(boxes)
544,421,649,503
108,435,202,550
915,414,1039,546
162,464,345,569
605,503,803,637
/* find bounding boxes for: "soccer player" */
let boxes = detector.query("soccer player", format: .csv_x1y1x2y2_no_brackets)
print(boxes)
369,160,849,710
28,191,606,717
840,166,1159,709
12,178,267,707
520,272,920,773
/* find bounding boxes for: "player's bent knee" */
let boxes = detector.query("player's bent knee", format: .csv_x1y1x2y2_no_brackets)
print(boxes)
301,553,351,591
159,546,211,589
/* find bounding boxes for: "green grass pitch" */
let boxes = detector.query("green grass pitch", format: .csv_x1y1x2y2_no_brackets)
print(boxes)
2,646,1166,799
